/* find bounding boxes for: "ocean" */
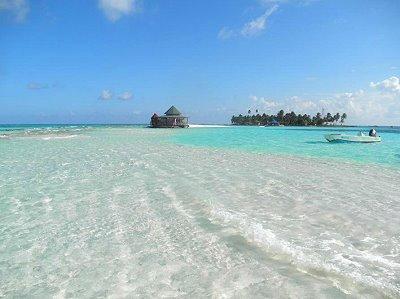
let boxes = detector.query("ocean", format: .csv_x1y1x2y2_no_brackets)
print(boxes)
1,125,399,297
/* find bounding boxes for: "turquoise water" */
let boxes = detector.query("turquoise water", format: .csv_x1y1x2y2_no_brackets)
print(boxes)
2,125,400,168
1,125,400,297
171,126,400,167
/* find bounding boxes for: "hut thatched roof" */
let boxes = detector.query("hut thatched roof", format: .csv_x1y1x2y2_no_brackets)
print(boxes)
164,106,182,116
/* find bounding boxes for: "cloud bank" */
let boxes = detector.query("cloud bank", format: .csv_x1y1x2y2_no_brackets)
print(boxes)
250,76,400,125
370,77,400,93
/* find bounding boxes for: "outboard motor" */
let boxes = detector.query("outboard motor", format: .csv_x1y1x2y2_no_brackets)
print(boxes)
369,129,377,137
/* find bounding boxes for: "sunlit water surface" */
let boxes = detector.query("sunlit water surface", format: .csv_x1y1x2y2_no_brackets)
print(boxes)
0,125,399,298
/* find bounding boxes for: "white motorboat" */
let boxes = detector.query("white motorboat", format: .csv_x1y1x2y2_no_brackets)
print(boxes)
325,133,381,143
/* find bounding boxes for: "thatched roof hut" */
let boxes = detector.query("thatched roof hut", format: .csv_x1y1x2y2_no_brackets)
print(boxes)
164,106,182,116
150,106,189,128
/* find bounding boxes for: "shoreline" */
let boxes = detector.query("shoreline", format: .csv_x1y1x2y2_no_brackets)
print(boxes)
1,123,399,127
2,125,399,169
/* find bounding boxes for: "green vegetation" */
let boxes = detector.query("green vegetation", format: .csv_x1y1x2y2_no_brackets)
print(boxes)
231,110,347,126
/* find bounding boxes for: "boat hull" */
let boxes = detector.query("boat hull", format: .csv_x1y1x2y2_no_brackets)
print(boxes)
325,134,381,143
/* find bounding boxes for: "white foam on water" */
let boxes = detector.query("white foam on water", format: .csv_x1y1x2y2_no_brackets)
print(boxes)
41,135,78,140
355,251,400,268
161,185,195,219
42,197,52,204
209,205,400,296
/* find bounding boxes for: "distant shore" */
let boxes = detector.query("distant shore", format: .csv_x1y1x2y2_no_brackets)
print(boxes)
231,110,348,127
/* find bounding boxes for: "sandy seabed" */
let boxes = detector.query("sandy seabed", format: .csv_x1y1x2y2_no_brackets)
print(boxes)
1,127,399,298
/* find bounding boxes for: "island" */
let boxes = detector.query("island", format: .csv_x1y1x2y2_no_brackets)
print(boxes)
231,110,347,126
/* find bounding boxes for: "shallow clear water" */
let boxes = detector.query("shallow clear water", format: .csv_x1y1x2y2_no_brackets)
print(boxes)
171,126,400,168
1,125,399,297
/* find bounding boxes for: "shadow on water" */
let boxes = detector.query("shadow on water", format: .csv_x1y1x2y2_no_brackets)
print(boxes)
304,141,328,145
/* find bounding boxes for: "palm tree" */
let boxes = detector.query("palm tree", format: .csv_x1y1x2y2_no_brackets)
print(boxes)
277,110,284,123
340,113,347,125
334,113,340,124
315,112,323,126
231,110,346,127
261,113,267,125
325,112,333,125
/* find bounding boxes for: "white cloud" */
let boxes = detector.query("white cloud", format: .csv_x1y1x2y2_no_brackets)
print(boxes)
218,2,278,40
99,90,133,101
0,0,29,22
240,5,278,37
218,27,236,40
98,0,137,22
99,89,113,100
118,91,133,101
260,0,318,5
27,82,49,90
259,0,287,4
370,76,400,93
251,95,279,110
219,0,319,40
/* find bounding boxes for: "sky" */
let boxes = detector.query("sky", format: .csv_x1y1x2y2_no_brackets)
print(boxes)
0,0,399,125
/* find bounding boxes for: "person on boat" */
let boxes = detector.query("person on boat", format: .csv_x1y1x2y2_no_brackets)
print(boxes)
369,128,377,137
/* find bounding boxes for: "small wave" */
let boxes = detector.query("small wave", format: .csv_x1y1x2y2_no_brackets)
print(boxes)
209,206,400,297
161,185,194,219
41,135,78,140
1,125,91,139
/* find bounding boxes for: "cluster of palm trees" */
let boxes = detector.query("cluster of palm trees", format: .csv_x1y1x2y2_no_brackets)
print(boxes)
231,110,347,126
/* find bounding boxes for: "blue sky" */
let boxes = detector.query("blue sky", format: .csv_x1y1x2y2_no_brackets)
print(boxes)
0,0,399,124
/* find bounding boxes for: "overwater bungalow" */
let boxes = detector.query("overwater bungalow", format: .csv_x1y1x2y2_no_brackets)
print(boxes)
150,106,189,128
